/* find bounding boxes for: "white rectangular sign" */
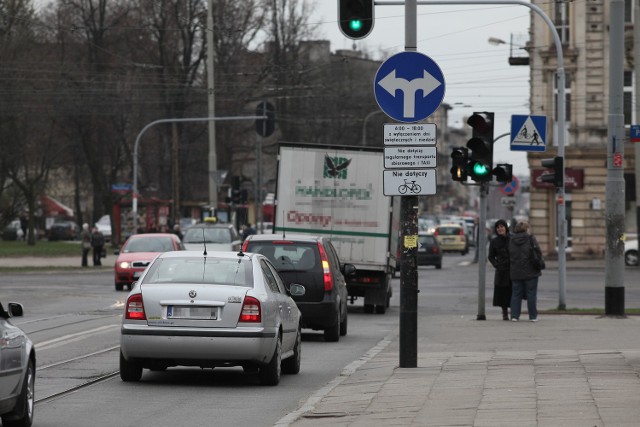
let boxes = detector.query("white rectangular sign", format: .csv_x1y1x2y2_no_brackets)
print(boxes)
383,169,437,196
384,123,437,146
384,146,437,168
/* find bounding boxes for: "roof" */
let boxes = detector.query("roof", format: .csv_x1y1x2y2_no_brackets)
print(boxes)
245,233,323,243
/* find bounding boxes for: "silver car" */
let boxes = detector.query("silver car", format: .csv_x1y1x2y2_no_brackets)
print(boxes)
120,250,305,386
0,301,35,427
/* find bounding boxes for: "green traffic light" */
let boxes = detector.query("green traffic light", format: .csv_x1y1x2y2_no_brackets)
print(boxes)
472,162,490,177
349,19,363,32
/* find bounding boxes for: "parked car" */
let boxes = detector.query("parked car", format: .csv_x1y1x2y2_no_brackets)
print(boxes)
114,233,184,291
0,301,35,427
181,220,242,252
119,250,305,386
95,215,112,242
243,233,354,342
417,232,442,269
2,220,24,241
625,239,638,266
48,221,79,241
434,223,468,255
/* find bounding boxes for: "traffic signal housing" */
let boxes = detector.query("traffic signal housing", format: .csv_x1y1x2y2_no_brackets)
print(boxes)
493,164,513,184
540,156,564,187
255,101,275,137
466,112,494,182
338,0,374,40
450,147,468,182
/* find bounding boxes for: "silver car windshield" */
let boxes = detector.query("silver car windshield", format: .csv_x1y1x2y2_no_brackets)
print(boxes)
142,257,253,287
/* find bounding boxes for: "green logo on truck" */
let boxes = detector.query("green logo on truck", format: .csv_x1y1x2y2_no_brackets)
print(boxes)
324,155,351,179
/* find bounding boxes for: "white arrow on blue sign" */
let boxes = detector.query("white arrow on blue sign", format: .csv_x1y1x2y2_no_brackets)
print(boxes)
374,51,445,123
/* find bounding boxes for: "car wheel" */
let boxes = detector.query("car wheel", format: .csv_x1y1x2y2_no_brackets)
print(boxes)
339,308,348,336
324,309,340,342
119,351,143,382
375,304,387,314
1,358,34,427
259,335,281,385
282,327,301,375
625,250,638,267
436,263,442,270
364,304,374,314
115,283,123,291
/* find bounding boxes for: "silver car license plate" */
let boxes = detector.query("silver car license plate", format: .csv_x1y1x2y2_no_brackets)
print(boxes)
167,306,217,320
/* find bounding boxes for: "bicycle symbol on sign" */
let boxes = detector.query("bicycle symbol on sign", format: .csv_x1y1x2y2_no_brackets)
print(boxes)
398,179,422,194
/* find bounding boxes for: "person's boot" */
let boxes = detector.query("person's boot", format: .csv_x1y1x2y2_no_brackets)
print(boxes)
502,307,509,321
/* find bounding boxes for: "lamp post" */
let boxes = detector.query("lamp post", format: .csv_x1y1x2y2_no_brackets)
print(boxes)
361,110,384,146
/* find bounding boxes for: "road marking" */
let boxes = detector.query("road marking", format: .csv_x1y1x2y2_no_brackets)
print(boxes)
36,324,120,351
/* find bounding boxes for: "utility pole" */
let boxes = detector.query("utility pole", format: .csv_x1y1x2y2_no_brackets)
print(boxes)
206,0,218,212
634,0,640,254
605,0,626,316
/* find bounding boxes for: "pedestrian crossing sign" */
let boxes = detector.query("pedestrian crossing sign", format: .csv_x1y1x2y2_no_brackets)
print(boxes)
510,115,547,152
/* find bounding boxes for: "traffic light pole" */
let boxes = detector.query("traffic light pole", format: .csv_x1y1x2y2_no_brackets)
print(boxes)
399,0,418,369
477,182,488,320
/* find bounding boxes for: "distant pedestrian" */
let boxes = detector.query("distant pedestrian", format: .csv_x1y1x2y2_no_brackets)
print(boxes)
508,221,544,322
91,226,105,267
241,223,256,241
488,219,511,320
80,223,91,267
173,224,183,240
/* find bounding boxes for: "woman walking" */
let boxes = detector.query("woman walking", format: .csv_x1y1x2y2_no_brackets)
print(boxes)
488,219,511,320
509,221,544,322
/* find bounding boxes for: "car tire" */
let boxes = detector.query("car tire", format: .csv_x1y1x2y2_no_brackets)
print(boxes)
282,327,301,375
436,263,442,270
115,283,124,291
625,250,638,267
1,358,34,427
364,304,374,314
375,304,386,314
339,308,348,336
324,310,340,342
259,335,281,385
120,351,143,382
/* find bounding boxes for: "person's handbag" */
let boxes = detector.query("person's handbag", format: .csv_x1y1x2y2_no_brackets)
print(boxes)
530,237,545,270
82,241,91,250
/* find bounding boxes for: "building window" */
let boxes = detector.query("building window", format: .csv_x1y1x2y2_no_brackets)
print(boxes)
625,0,632,23
624,71,632,125
555,1,570,44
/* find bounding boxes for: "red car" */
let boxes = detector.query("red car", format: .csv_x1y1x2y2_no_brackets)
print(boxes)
114,233,184,291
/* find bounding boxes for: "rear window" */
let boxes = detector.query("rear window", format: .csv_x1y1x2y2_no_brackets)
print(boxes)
437,227,461,236
183,227,232,244
245,241,320,272
142,257,253,287
419,235,436,246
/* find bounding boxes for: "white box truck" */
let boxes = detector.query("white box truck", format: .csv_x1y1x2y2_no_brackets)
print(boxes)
274,143,399,314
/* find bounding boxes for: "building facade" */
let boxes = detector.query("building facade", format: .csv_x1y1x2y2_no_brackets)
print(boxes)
528,0,637,258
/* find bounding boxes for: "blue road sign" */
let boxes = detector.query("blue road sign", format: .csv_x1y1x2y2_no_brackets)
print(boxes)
500,176,519,196
631,125,640,142
374,51,445,123
510,115,547,152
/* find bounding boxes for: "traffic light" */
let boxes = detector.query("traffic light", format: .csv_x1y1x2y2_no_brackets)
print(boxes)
492,164,513,184
450,147,468,182
255,101,275,137
338,0,374,40
540,156,564,187
466,112,494,182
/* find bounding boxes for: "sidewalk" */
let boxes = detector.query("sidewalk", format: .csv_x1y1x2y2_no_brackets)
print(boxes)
275,258,640,427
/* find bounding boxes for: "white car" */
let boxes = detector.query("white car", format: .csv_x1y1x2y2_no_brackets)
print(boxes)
119,250,305,385
625,239,638,266
0,301,35,427
181,222,242,252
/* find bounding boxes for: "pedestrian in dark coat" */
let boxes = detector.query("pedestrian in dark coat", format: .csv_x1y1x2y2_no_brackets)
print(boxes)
508,221,544,322
488,219,511,320
91,227,105,267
